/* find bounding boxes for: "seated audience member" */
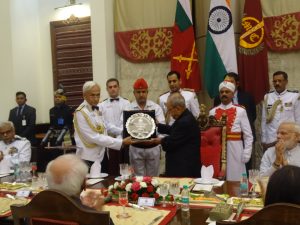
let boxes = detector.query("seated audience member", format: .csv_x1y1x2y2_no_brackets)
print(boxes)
152,93,201,177
264,165,300,206
260,122,300,177
46,154,114,224
0,121,31,168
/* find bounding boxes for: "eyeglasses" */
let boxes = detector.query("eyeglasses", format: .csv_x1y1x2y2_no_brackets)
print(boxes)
0,129,13,136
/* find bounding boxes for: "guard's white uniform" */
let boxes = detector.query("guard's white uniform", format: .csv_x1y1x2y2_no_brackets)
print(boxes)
99,96,130,138
74,100,122,164
210,103,253,181
124,100,165,176
0,135,31,168
159,89,200,125
261,89,300,144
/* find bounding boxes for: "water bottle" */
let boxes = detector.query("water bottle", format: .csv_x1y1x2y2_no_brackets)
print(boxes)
240,172,249,197
181,185,190,212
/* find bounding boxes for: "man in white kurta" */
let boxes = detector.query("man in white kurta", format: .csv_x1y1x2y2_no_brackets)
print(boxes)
99,78,130,175
209,81,253,181
125,78,165,176
74,81,132,174
0,121,31,172
260,122,300,177
261,71,300,151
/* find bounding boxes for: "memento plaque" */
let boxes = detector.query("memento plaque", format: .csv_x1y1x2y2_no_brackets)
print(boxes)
123,110,156,140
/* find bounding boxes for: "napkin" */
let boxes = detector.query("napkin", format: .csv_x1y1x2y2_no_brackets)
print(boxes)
89,160,101,178
0,157,11,174
201,165,214,180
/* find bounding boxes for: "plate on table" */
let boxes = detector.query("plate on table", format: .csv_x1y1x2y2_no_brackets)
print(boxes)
86,173,108,179
194,178,219,185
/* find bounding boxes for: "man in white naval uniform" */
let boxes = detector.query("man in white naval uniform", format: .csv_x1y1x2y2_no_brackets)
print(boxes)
209,81,253,181
99,78,130,175
262,71,300,151
125,78,165,176
260,122,300,177
0,121,31,170
159,71,200,125
74,81,132,174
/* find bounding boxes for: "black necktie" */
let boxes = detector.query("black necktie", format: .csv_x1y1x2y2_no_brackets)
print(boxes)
17,106,22,116
110,98,120,102
92,106,99,111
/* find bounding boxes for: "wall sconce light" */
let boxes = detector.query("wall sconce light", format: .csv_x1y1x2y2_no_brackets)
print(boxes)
54,0,90,21
55,0,82,10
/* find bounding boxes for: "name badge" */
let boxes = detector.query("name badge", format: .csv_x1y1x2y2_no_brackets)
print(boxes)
22,119,27,126
137,197,155,207
57,118,64,125
16,190,31,198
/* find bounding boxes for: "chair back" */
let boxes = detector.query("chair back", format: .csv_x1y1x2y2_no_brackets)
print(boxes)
10,189,110,225
198,104,227,179
216,203,300,225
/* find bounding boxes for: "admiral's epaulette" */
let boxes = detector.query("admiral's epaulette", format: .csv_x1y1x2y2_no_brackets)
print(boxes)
75,104,85,111
123,97,129,100
100,98,108,103
267,90,275,93
183,88,195,92
287,90,299,93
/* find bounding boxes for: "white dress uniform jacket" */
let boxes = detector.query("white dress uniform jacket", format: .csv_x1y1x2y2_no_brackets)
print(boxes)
209,102,253,181
124,100,165,176
0,135,31,168
262,89,300,144
260,144,300,176
74,100,123,163
98,96,130,138
159,89,200,125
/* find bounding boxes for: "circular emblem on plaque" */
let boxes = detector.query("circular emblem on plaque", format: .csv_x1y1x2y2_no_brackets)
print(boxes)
208,6,232,34
126,113,155,139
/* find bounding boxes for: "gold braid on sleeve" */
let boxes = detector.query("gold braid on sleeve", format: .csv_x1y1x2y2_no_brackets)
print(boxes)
266,99,282,124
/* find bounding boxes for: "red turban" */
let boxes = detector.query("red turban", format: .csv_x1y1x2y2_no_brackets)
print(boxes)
133,78,148,89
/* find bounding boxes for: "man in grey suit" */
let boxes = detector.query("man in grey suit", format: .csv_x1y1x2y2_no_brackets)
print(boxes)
8,91,36,145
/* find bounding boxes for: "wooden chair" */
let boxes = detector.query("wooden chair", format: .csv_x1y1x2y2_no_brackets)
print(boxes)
216,203,300,225
10,189,110,225
198,104,227,179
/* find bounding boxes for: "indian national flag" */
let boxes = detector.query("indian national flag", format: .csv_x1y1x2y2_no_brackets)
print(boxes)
171,0,201,91
204,0,237,98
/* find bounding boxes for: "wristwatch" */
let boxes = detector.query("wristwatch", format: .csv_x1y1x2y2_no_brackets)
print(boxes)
272,162,281,169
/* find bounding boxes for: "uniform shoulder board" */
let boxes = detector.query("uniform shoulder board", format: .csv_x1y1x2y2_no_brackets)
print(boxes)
287,89,299,93
234,104,245,109
267,90,274,94
183,88,195,92
159,91,169,97
100,98,108,103
122,97,129,100
75,104,85,111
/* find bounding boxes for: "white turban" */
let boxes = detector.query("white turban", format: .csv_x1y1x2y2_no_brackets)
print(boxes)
219,81,235,93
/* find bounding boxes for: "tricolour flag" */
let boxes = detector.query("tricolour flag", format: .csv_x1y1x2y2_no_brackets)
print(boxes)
238,0,269,104
170,0,201,91
204,0,237,98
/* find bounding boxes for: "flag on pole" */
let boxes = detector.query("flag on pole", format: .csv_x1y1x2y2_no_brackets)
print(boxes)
238,0,269,104
170,0,201,91
204,0,237,98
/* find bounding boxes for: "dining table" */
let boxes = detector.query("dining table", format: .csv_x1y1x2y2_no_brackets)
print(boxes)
0,175,258,225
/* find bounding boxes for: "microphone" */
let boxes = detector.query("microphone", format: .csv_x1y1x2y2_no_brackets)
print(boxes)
55,126,68,146
41,127,54,146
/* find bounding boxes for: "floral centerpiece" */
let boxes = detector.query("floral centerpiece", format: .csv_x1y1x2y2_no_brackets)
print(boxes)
107,176,162,203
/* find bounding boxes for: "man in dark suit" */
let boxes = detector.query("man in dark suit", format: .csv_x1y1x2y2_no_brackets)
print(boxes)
8,91,36,145
152,92,201,177
214,72,256,171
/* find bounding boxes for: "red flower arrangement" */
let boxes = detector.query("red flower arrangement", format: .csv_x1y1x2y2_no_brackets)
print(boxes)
108,176,161,202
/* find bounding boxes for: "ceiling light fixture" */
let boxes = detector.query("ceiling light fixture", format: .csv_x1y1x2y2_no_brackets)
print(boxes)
55,0,82,10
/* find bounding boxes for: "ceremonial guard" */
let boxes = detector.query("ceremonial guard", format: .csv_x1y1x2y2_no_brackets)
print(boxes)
74,81,132,173
261,71,300,151
0,121,31,168
209,81,253,181
99,78,130,175
159,71,199,125
125,78,165,176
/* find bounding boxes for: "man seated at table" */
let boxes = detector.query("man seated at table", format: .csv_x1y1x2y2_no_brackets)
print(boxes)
152,92,201,177
46,154,115,225
0,121,31,171
260,121,300,176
